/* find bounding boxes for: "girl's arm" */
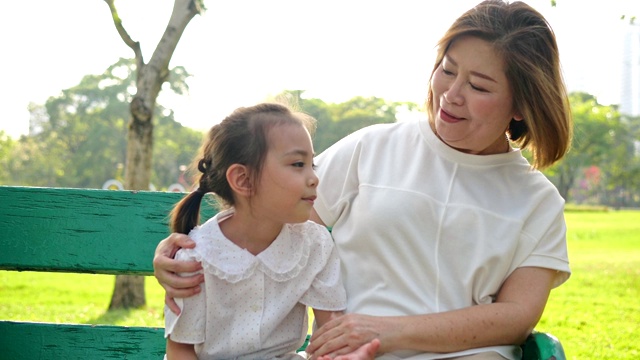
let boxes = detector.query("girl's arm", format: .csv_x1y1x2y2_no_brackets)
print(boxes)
307,266,555,357
166,338,197,360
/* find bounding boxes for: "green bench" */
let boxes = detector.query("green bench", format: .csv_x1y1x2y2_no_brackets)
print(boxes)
0,186,566,359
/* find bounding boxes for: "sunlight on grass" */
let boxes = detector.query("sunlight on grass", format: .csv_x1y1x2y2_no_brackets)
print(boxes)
535,210,640,360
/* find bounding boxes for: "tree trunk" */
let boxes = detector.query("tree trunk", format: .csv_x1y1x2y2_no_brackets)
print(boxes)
109,274,146,310
106,0,201,309
109,96,155,309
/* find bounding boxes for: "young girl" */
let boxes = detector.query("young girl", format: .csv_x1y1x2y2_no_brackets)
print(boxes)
164,103,347,360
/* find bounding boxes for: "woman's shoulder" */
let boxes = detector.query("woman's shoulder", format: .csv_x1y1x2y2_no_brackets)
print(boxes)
352,120,418,141
317,120,420,162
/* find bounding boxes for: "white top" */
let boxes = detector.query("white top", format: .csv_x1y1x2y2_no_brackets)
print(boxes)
313,120,570,360
164,208,347,360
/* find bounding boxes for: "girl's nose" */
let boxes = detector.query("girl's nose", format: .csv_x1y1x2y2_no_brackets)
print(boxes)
308,172,319,187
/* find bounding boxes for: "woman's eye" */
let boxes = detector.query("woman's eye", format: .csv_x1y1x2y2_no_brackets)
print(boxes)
292,162,304,168
470,83,488,92
442,68,454,76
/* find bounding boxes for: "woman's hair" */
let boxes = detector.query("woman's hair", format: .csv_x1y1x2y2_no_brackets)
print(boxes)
426,0,572,169
170,103,316,234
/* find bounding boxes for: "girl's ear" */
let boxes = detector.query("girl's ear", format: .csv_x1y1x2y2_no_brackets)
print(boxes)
227,164,252,197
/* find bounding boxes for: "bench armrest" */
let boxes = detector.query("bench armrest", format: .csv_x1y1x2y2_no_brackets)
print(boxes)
522,331,566,360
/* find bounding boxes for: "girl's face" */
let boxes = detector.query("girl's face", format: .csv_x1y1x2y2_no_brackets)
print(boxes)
252,123,318,224
431,36,522,155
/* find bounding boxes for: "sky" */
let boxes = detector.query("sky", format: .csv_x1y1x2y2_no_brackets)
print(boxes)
1,0,638,138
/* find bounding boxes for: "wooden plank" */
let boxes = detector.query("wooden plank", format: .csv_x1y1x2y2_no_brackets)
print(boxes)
0,186,218,275
0,321,165,359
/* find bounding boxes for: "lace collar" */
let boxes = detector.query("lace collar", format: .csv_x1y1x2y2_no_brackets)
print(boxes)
186,208,311,283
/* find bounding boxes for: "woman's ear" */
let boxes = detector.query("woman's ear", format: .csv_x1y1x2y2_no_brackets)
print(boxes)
513,111,524,122
227,164,252,197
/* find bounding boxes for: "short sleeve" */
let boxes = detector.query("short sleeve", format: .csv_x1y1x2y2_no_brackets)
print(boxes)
519,205,571,288
163,249,206,344
299,229,347,311
314,128,367,227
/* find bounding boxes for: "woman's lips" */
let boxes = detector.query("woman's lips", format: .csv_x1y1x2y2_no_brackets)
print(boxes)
440,108,464,123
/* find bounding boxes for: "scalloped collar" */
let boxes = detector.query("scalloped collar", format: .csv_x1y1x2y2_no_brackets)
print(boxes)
186,208,311,283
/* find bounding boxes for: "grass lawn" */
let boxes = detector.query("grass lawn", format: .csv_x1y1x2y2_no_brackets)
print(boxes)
1,210,638,359
535,210,640,359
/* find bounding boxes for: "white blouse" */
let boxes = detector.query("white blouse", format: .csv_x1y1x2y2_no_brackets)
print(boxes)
164,208,347,360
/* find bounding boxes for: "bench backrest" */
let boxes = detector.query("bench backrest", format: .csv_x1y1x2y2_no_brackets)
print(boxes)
0,186,217,359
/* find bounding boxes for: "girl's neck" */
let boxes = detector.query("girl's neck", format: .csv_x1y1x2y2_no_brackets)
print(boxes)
219,209,283,256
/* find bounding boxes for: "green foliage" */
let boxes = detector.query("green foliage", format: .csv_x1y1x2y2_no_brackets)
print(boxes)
544,92,640,206
0,131,15,184
1,58,203,190
273,90,419,153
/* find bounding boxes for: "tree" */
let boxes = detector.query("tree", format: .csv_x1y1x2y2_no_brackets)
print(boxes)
603,114,640,207
104,0,204,309
1,58,201,192
274,90,417,153
545,92,623,201
0,132,16,184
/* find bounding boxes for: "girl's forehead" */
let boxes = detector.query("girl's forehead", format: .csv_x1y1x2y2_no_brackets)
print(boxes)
267,122,311,145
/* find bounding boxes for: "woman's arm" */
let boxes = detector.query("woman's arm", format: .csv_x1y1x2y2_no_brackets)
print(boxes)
313,310,380,360
307,266,555,357
312,309,342,329
153,233,204,314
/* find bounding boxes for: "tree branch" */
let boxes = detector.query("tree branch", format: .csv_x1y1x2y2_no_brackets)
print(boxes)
104,0,144,67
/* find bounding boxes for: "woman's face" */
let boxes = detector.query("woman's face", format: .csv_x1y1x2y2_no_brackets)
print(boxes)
431,36,522,155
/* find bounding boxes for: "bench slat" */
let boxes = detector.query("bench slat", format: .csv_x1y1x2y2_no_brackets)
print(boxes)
0,320,165,359
0,186,215,275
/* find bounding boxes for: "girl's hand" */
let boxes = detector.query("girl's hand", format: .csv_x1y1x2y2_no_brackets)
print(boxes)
153,233,204,314
307,313,386,358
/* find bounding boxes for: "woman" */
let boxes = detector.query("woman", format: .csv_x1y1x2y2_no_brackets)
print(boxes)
153,1,572,359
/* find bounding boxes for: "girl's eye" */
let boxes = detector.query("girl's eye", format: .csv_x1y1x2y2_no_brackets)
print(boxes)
312,163,317,170
292,162,304,168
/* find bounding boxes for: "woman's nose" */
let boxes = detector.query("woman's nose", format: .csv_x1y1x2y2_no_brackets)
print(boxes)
444,82,464,105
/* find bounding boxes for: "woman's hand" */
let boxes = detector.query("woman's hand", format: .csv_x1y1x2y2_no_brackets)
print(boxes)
315,339,380,360
152,232,204,314
307,313,388,358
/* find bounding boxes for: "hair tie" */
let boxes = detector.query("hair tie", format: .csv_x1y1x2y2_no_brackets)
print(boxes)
198,159,209,173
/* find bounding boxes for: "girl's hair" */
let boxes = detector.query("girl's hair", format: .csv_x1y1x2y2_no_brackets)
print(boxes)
170,103,316,234
426,0,573,169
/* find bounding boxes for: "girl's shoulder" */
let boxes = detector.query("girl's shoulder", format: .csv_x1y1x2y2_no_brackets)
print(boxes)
286,221,333,246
